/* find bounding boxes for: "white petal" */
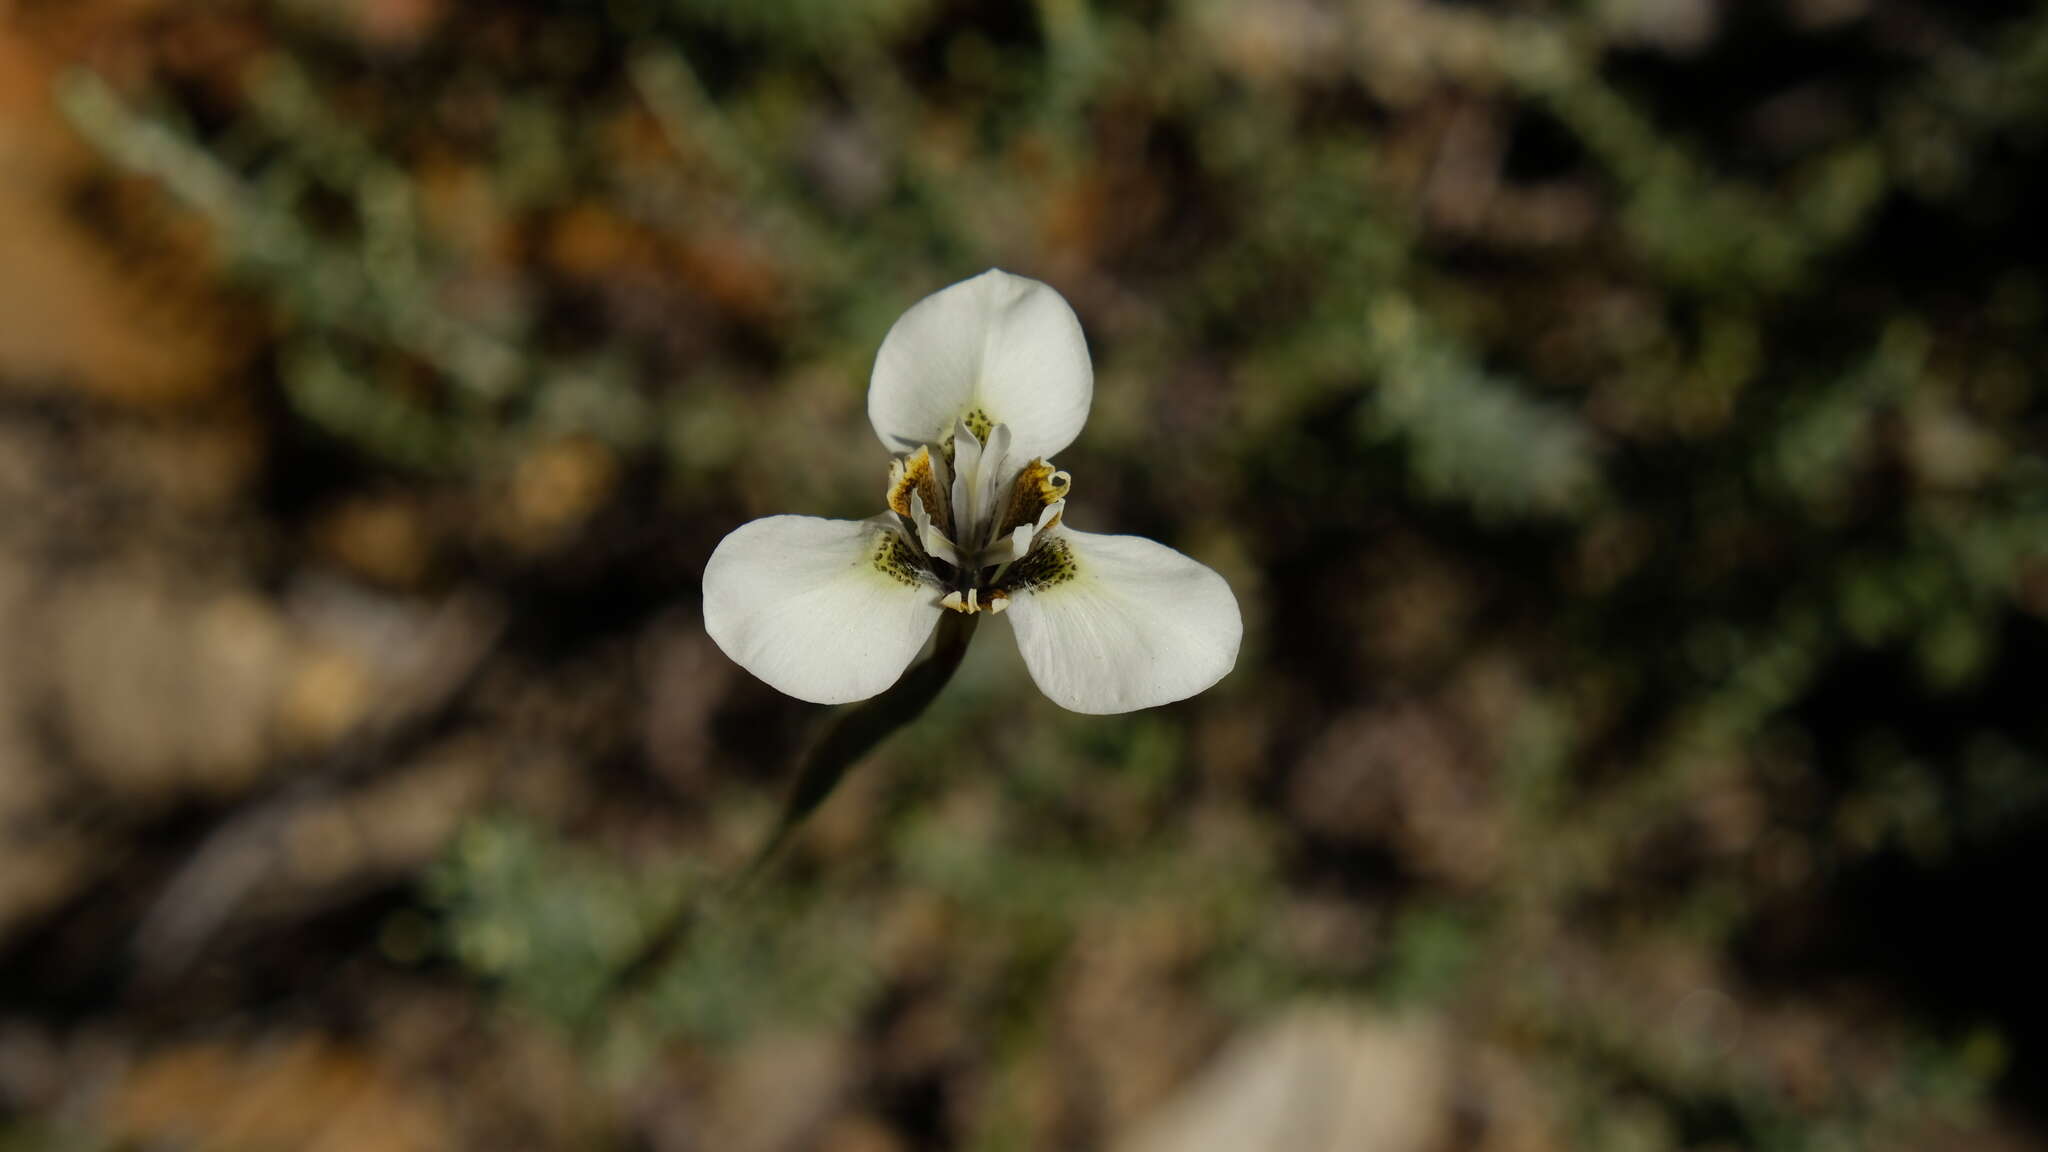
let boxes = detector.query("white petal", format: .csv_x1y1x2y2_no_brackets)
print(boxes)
868,269,1093,461
703,515,943,704
909,492,962,567
949,421,982,543
971,422,1014,543
1000,524,1034,564
1004,529,1241,714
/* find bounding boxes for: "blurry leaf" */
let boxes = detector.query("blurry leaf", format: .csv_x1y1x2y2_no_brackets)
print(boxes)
1364,296,1601,519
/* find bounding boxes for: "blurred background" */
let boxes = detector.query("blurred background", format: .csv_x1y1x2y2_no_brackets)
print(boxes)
3,0,2047,1148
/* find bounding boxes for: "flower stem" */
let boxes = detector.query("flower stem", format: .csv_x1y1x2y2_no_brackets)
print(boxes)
600,611,978,1009
739,609,979,883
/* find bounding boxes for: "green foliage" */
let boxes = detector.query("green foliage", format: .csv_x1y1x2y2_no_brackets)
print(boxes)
430,817,680,1028
430,815,880,1044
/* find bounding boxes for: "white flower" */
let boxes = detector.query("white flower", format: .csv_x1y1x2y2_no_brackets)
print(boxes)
703,269,1241,714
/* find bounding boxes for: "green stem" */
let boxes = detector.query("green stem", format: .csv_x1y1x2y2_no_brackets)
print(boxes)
738,609,979,883
601,611,979,1008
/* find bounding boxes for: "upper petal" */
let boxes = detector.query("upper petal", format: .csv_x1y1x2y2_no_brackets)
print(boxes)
1001,528,1242,714
703,515,944,705
868,269,1093,461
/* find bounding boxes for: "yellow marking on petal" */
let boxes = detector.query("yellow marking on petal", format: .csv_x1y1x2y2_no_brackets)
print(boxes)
995,535,1079,593
887,446,935,517
993,458,1073,543
871,531,926,587
887,444,956,543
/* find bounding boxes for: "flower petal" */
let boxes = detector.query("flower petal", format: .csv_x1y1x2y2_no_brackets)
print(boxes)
1002,528,1241,714
869,269,1093,461
704,515,944,704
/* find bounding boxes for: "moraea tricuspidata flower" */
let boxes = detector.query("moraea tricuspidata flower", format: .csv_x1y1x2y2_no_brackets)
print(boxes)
703,269,1241,714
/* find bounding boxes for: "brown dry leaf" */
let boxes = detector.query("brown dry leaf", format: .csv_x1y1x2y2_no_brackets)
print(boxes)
674,223,786,322
415,156,515,264
318,0,446,48
114,1038,453,1152
314,494,436,589
503,436,619,548
547,201,642,281
0,25,241,404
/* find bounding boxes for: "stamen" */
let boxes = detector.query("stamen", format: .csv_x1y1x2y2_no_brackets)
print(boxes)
938,585,1000,614
890,419,1068,617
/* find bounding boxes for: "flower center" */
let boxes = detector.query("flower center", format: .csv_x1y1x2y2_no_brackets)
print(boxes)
881,420,1071,613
